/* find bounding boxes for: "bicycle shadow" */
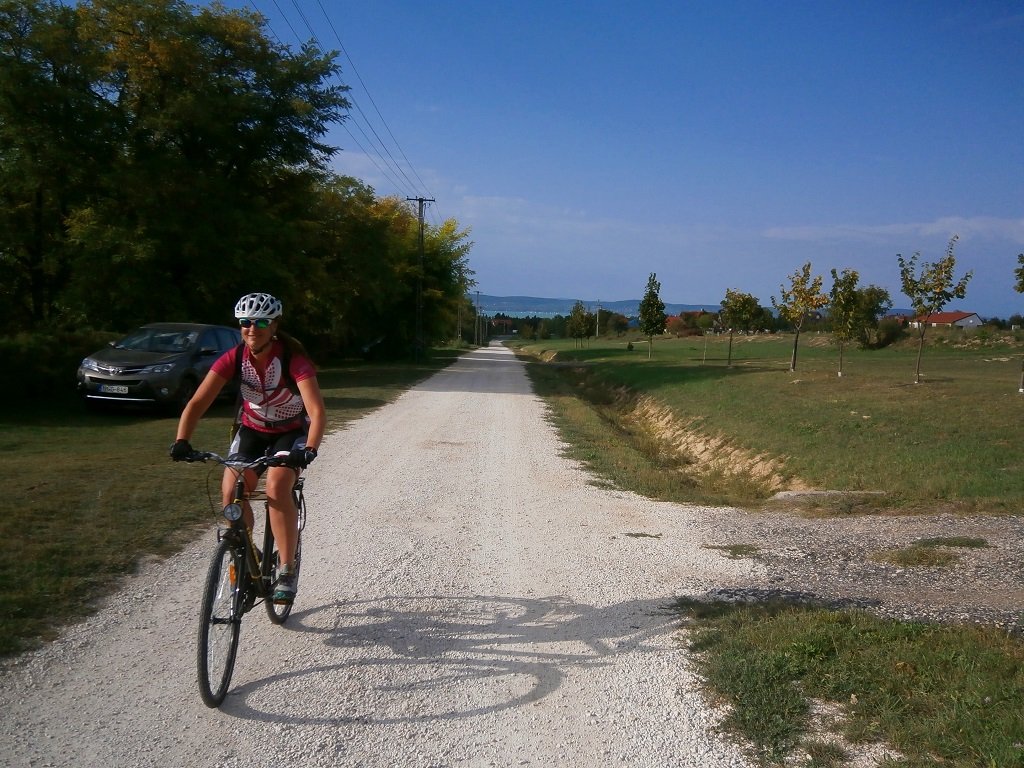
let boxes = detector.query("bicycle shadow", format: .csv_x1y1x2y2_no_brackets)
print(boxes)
223,593,684,724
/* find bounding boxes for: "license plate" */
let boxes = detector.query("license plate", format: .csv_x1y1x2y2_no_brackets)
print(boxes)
99,384,129,394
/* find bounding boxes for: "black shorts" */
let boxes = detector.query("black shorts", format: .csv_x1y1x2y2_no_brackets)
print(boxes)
228,425,308,469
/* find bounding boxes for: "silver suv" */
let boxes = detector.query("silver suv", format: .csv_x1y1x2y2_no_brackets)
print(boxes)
77,323,241,410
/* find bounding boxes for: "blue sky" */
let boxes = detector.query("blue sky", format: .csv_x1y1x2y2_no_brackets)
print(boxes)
230,1,1024,317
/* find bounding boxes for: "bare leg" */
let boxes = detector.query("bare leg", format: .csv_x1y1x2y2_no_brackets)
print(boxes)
265,466,299,567
221,467,259,530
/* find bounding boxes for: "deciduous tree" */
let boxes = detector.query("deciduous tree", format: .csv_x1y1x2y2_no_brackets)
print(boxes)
898,235,972,384
1015,253,1024,392
0,0,112,329
772,262,828,372
567,301,588,348
828,268,860,377
638,273,666,359
719,289,760,367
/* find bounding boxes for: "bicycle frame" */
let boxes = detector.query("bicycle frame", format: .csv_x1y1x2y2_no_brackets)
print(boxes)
214,453,302,608
191,450,306,707
221,471,271,604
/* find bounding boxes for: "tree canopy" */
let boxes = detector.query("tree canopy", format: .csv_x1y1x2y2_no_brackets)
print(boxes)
771,262,828,372
898,235,972,384
638,272,666,359
719,288,761,367
0,0,474,359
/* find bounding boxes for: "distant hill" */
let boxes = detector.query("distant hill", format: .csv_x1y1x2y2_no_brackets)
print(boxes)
476,294,917,319
476,294,718,317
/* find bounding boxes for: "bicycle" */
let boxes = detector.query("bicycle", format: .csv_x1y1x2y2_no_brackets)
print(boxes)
182,451,307,708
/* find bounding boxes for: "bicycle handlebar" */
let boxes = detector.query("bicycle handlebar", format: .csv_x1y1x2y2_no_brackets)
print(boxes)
182,451,293,470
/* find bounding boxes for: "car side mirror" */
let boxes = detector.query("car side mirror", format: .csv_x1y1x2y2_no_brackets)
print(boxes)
198,347,219,356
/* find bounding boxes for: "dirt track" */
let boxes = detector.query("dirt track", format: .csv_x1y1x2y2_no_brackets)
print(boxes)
1,344,759,767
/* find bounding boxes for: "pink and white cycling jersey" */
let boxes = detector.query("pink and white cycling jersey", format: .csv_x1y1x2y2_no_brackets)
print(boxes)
212,341,316,433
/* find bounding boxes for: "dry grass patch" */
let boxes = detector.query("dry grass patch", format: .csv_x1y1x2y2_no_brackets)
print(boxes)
871,535,990,568
621,391,809,497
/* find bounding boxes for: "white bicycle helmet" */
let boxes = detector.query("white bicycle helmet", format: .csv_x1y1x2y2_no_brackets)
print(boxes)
234,292,283,319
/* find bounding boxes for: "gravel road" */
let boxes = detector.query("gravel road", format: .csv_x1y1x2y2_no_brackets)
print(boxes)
1,343,759,768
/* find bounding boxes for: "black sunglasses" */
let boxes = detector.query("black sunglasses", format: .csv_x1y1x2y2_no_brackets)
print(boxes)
238,318,272,329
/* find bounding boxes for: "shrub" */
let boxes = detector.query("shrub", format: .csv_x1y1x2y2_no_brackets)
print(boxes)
867,317,904,349
0,330,119,401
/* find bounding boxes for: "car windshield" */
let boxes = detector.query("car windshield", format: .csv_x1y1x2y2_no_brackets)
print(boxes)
114,329,198,353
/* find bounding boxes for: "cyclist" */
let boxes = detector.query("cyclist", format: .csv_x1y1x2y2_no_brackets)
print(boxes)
169,292,324,603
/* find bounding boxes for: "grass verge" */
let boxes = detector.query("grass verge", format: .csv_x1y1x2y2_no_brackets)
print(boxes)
679,599,1024,767
512,333,1024,515
1,350,459,657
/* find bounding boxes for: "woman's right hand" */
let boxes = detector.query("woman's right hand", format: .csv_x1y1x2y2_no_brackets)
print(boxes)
169,439,194,461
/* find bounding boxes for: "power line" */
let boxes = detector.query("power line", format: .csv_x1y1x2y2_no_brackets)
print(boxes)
286,0,432,203
313,0,435,202
248,1,441,222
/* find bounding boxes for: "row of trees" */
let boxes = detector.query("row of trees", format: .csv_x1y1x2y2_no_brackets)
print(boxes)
630,237,990,380
506,241,1022,374
1,0,475,360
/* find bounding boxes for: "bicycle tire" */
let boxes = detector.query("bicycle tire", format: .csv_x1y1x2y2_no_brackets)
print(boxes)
197,537,243,707
264,487,304,625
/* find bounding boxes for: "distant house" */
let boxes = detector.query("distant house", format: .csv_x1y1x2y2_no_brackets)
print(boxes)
906,311,983,330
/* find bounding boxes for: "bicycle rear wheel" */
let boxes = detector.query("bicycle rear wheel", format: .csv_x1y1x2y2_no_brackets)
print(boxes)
197,538,243,707
264,487,304,625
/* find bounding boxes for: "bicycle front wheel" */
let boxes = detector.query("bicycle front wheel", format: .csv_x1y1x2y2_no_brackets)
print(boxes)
197,538,243,707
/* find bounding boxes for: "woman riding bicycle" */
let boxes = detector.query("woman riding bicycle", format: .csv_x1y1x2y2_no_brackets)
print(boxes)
170,292,325,604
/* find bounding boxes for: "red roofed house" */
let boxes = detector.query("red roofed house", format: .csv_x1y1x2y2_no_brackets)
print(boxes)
907,311,983,330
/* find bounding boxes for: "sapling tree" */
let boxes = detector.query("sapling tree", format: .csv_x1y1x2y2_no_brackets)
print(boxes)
897,234,972,384
719,289,761,367
1015,253,1024,392
567,300,588,349
638,273,666,359
772,262,828,372
829,269,893,375
829,268,860,377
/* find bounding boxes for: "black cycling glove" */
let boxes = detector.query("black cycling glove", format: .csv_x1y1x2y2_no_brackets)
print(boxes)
170,439,194,461
286,447,317,469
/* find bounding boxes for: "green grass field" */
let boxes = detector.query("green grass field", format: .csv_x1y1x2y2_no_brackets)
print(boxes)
512,331,1024,515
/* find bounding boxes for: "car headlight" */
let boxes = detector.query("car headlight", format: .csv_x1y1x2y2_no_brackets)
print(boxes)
80,358,100,372
142,362,177,374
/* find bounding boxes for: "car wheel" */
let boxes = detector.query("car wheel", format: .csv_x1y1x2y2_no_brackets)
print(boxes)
176,377,197,411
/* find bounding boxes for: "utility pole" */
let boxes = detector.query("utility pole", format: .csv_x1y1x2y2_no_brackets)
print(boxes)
475,290,481,346
407,196,434,361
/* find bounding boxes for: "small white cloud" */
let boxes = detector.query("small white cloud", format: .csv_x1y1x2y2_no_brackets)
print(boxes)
763,216,1024,244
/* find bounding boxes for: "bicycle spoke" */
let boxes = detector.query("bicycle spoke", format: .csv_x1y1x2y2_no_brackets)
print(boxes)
197,539,241,707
